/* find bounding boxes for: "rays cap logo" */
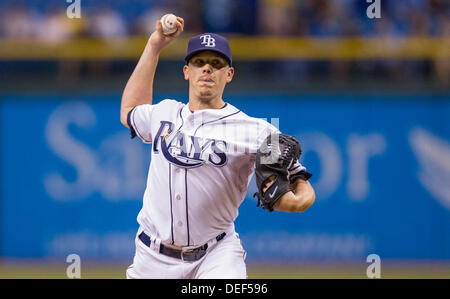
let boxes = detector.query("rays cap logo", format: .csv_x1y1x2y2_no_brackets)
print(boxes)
200,34,216,47
185,33,232,66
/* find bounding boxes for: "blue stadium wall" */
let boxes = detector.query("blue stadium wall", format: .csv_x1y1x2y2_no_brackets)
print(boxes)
1,93,449,261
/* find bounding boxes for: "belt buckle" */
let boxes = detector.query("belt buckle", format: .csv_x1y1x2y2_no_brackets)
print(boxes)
181,248,195,262
181,248,205,262
180,248,192,262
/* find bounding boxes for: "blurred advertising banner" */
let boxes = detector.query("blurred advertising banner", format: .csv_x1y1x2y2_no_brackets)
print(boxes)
1,94,449,261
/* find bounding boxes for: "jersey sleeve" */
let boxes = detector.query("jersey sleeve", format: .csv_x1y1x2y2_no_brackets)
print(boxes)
255,120,280,147
288,161,312,182
127,104,154,144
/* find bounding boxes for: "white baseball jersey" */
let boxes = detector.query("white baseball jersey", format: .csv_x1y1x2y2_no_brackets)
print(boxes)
128,99,308,247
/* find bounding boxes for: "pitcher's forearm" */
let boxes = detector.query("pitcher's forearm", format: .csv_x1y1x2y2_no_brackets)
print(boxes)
120,17,185,128
120,43,161,126
274,179,315,213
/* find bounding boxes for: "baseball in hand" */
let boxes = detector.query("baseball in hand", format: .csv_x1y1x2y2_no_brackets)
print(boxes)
160,14,178,35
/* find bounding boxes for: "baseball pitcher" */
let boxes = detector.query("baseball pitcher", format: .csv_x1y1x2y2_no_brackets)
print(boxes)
121,16,315,279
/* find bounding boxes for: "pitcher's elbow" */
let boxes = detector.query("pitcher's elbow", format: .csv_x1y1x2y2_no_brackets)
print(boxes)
120,106,132,129
120,114,129,128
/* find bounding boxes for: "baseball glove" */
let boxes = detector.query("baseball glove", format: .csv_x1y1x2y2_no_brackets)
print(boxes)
253,133,302,212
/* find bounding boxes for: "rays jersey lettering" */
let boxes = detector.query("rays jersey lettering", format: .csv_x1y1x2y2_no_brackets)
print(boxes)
153,120,227,168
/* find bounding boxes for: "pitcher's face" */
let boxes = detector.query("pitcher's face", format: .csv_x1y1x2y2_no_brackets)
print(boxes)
183,51,234,102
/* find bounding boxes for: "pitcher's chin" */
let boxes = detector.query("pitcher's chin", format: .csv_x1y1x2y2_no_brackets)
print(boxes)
199,91,215,100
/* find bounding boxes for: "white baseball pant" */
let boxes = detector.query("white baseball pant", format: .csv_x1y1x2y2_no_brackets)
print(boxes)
126,229,247,279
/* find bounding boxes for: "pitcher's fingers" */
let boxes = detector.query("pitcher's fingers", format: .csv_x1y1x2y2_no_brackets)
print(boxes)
175,19,184,32
155,20,163,33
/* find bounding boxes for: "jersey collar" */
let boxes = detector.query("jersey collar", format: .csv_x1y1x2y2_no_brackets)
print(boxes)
181,101,239,125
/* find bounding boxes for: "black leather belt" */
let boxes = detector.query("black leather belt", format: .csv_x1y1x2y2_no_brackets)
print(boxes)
138,231,226,262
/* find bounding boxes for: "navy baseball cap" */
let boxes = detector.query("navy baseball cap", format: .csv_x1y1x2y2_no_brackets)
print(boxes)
185,33,232,66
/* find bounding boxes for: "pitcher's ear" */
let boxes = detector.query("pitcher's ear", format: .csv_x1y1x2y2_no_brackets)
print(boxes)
226,67,235,83
183,65,189,80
